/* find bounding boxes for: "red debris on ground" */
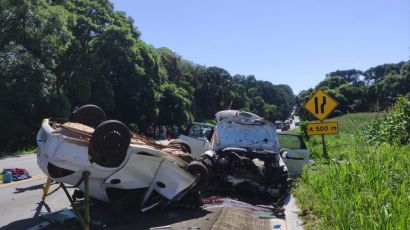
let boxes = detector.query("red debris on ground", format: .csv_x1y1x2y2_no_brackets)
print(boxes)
2,168,32,181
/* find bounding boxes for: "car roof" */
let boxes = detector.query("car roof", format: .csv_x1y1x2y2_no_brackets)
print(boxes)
191,122,214,127
215,110,261,123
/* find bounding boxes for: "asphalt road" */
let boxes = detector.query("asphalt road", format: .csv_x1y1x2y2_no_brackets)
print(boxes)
0,154,73,229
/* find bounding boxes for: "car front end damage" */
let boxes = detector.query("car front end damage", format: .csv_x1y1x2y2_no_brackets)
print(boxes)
202,111,289,197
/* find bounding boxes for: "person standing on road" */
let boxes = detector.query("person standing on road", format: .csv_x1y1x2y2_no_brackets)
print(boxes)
154,126,160,140
172,125,179,138
161,125,167,140
166,126,172,140
146,124,154,139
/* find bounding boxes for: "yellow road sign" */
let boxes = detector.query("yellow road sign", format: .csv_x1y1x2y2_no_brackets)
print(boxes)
304,90,338,121
307,122,339,135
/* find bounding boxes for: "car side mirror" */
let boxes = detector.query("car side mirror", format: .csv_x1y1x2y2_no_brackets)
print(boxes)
280,148,288,158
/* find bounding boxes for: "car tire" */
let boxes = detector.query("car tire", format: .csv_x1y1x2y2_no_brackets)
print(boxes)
186,161,208,191
70,104,107,128
89,120,131,167
169,140,191,154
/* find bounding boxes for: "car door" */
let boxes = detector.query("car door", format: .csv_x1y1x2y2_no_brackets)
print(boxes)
278,133,313,177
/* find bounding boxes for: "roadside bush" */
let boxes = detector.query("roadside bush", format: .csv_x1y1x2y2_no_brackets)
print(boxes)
359,97,410,145
294,112,410,229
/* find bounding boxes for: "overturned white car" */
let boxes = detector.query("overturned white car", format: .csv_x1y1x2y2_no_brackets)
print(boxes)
200,110,312,197
36,105,208,210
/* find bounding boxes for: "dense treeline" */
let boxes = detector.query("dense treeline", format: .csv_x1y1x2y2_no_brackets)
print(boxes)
295,61,410,120
0,0,294,151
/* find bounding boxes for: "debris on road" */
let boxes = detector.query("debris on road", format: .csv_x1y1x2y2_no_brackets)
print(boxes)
202,196,272,215
41,208,76,224
2,168,31,182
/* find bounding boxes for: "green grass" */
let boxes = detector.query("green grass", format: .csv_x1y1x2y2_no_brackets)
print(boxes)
294,113,410,229
327,112,384,134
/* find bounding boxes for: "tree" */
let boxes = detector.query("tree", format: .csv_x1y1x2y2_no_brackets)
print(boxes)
0,44,67,150
296,61,409,118
325,69,363,84
157,47,182,85
193,67,231,119
157,84,192,125
0,0,73,151
0,0,299,151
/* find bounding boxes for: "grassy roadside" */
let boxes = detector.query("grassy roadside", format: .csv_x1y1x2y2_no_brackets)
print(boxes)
0,148,36,159
294,113,410,229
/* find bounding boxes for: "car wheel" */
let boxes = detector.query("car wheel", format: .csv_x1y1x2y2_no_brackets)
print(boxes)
169,140,191,154
70,104,107,128
89,120,131,167
186,161,208,191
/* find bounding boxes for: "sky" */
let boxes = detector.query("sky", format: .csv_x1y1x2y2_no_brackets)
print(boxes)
110,0,409,94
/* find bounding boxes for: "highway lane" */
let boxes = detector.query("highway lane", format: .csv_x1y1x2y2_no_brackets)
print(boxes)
0,154,72,229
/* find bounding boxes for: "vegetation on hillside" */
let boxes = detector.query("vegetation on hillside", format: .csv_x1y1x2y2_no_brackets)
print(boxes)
295,62,410,121
294,102,410,229
359,98,410,145
0,0,294,151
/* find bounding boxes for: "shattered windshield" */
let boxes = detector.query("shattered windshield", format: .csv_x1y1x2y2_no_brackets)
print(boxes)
188,123,213,140
212,121,279,151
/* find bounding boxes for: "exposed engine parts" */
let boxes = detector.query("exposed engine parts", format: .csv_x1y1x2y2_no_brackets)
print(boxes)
203,147,289,197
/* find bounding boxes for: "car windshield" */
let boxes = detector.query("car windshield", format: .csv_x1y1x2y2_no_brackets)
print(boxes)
188,123,213,140
212,121,279,151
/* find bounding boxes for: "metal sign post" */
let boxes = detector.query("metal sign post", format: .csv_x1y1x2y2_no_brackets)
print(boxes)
304,89,339,159
321,134,328,159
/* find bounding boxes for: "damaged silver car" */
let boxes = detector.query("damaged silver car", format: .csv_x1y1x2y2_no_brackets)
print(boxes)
201,110,290,197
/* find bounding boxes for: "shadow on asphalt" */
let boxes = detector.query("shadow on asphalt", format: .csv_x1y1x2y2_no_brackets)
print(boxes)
14,183,45,194
1,188,284,229
0,154,23,160
1,204,213,230
33,201,52,217
111,208,213,230
0,217,46,230
0,151,35,160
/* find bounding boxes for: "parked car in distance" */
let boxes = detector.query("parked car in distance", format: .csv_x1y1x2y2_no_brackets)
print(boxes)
275,120,284,131
283,120,290,131
167,122,214,159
